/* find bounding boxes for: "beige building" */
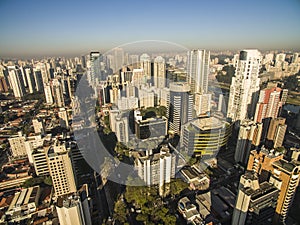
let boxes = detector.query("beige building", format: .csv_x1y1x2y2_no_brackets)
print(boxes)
47,141,76,197
8,133,26,158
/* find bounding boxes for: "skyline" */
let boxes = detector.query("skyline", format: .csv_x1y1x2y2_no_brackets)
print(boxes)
0,0,300,58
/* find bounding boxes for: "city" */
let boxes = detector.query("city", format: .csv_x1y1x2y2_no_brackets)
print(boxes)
0,1,300,225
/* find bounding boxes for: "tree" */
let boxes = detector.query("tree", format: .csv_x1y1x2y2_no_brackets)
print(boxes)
169,179,188,197
113,199,127,223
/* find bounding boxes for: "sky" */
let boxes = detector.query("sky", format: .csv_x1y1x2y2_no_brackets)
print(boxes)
0,0,300,58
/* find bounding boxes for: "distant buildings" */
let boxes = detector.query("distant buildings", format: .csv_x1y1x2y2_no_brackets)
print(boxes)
227,50,261,122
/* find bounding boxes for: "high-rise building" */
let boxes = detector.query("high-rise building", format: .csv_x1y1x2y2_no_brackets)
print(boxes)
58,108,69,128
140,53,151,81
247,148,300,224
44,82,53,105
51,79,65,107
33,68,44,92
254,87,286,123
134,145,176,196
8,132,26,158
234,119,262,165
266,117,287,148
56,192,92,225
32,118,45,134
153,56,166,88
24,68,35,93
187,49,210,94
194,93,211,116
36,62,49,83
135,116,168,140
89,51,101,84
138,87,155,108
232,171,279,225
8,66,26,98
0,66,9,92
115,116,129,143
168,82,193,134
180,116,231,156
47,141,77,197
32,146,50,176
113,47,124,73
227,50,261,122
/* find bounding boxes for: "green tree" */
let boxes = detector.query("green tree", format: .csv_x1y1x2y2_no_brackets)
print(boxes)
113,199,127,223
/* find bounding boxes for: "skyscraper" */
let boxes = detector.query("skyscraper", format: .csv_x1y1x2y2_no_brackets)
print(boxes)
232,171,279,225
51,79,65,107
153,56,166,88
168,82,193,134
89,51,101,84
234,119,262,165
187,49,210,94
8,66,26,98
140,53,151,81
254,87,286,123
47,141,77,197
266,117,287,148
227,50,261,122
113,47,124,73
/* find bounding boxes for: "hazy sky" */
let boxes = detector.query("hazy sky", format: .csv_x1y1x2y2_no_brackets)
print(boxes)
1,0,300,58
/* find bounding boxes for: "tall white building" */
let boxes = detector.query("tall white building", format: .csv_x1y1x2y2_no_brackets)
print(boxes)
8,66,26,98
115,117,129,143
153,56,166,88
51,79,65,107
44,82,53,105
113,47,124,72
187,49,210,94
140,53,151,81
194,93,211,116
24,68,35,93
227,50,262,122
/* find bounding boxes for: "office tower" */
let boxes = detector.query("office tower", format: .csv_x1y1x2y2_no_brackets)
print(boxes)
8,132,26,158
153,56,166,88
168,82,193,134
58,108,69,128
194,93,211,116
19,66,28,87
113,47,124,72
135,116,168,140
140,53,151,81
89,51,101,84
138,87,155,108
56,194,92,225
266,117,287,148
247,148,300,224
33,68,44,91
187,49,210,94
234,119,262,165
24,135,44,163
47,142,77,196
8,66,26,98
232,171,279,225
32,147,50,176
134,146,176,196
115,116,129,143
117,96,138,111
32,118,45,134
181,117,231,156
24,68,35,93
227,50,261,122
81,55,86,68
52,79,65,107
254,87,286,123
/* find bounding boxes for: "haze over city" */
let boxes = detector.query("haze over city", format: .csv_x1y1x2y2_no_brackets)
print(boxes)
1,0,300,58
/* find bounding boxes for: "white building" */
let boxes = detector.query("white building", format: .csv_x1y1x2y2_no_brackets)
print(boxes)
227,50,261,122
8,132,26,158
153,56,166,89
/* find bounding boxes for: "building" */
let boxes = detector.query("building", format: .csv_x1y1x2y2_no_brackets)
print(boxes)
187,49,210,94
8,133,26,158
153,56,166,88
180,116,231,156
134,146,176,196
232,171,279,225
32,118,45,134
47,141,77,197
194,93,211,116
8,66,26,98
115,116,129,143
89,51,101,84
113,47,124,73
58,108,69,128
140,53,151,81
138,87,155,108
227,50,261,122
234,119,262,165
32,147,50,176
56,193,92,225
168,82,193,134
266,117,287,148
247,148,300,224
135,116,168,140
24,68,35,93
254,87,286,123
51,79,65,107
